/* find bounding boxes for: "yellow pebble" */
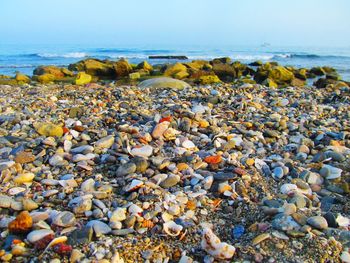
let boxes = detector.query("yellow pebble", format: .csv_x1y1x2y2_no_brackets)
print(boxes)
177,163,189,171
199,120,209,128
0,250,5,257
246,158,255,166
1,253,13,261
244,122,253,128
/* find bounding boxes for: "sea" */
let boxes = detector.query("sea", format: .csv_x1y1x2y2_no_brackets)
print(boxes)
0,44,350,81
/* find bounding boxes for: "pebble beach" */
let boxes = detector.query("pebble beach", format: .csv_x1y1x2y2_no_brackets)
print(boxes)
0,57,350,262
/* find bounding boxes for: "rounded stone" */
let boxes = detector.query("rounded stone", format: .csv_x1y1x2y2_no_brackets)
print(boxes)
306,216,328,230
116,163,137,177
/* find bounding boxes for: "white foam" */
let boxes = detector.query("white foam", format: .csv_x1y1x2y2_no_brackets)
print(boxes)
37,52,87,58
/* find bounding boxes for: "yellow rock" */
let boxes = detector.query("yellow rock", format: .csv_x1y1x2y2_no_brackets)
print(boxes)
34,122,63,137
174,70,189,79
137,61,153,72
129,72,141,80
13,173,35,184
199,75,221,84
75,72,92,85
36,73,56,84
15,73,31,84
164,63,188,77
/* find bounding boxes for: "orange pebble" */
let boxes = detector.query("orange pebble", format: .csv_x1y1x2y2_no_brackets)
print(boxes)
204,155,222,164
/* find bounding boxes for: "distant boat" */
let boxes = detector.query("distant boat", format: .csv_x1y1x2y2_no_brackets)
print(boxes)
261,42,271,47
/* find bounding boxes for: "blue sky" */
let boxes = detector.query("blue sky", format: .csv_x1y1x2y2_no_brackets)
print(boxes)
1,0,349,47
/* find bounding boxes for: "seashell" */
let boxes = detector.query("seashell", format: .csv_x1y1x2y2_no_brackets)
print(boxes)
163,220,183,236
34,220,51,230
27,229,54,243
336,214,350,227
201,227,235,260
128,204,143,214
252,233,271,245
182,139,196,149
124,179,144,192
8,187,26,195
42,236,67,254
41,179,59,186
131,145,153,158
63,140,72,152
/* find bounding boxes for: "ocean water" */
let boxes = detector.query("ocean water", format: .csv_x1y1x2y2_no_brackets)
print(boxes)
0,44,349,81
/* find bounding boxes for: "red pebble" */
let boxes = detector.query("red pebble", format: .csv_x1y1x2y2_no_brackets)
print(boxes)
159,116,172,123
34,234,55,250
62,127,69,134
53,243,72,255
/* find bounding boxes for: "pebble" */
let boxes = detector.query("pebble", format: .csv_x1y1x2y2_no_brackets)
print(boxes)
131,145,153,158
116,162,137,177
307,216,328,230
86,220,111,237
52,211,76,227
27,229,54,243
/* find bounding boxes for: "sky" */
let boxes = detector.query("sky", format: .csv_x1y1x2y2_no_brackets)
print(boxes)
0,0,349,47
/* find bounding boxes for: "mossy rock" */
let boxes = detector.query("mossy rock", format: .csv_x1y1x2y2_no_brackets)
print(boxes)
185,60,212,71
69,59,115,76
198,75,221,84
249,61,263,66
75,72,92,85
291,78,306,87
15,73,31,84
0,74,12,79
137,61,153,72
33,66,65,78
231,61,254,78
164,63,188,77
268,66,294,85
212,63,236,82
314,77,336,89
35,73,56,84
263,78,278,88
333,81,349,89
309,67,325,76
322,66,337,75
0,79,18,85
212,57,232,64
326,73,341,81
174,70,189,80
113,59,133,78
129,72,141,80
62,68,74,77
294,68,308,80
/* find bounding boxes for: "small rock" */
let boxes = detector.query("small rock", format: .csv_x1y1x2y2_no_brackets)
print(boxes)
307,216,328,230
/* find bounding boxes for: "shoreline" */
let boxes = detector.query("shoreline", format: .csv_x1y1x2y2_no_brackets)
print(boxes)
0,57,349,89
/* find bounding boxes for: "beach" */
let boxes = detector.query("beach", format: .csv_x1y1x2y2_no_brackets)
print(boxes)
0,57,350,262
